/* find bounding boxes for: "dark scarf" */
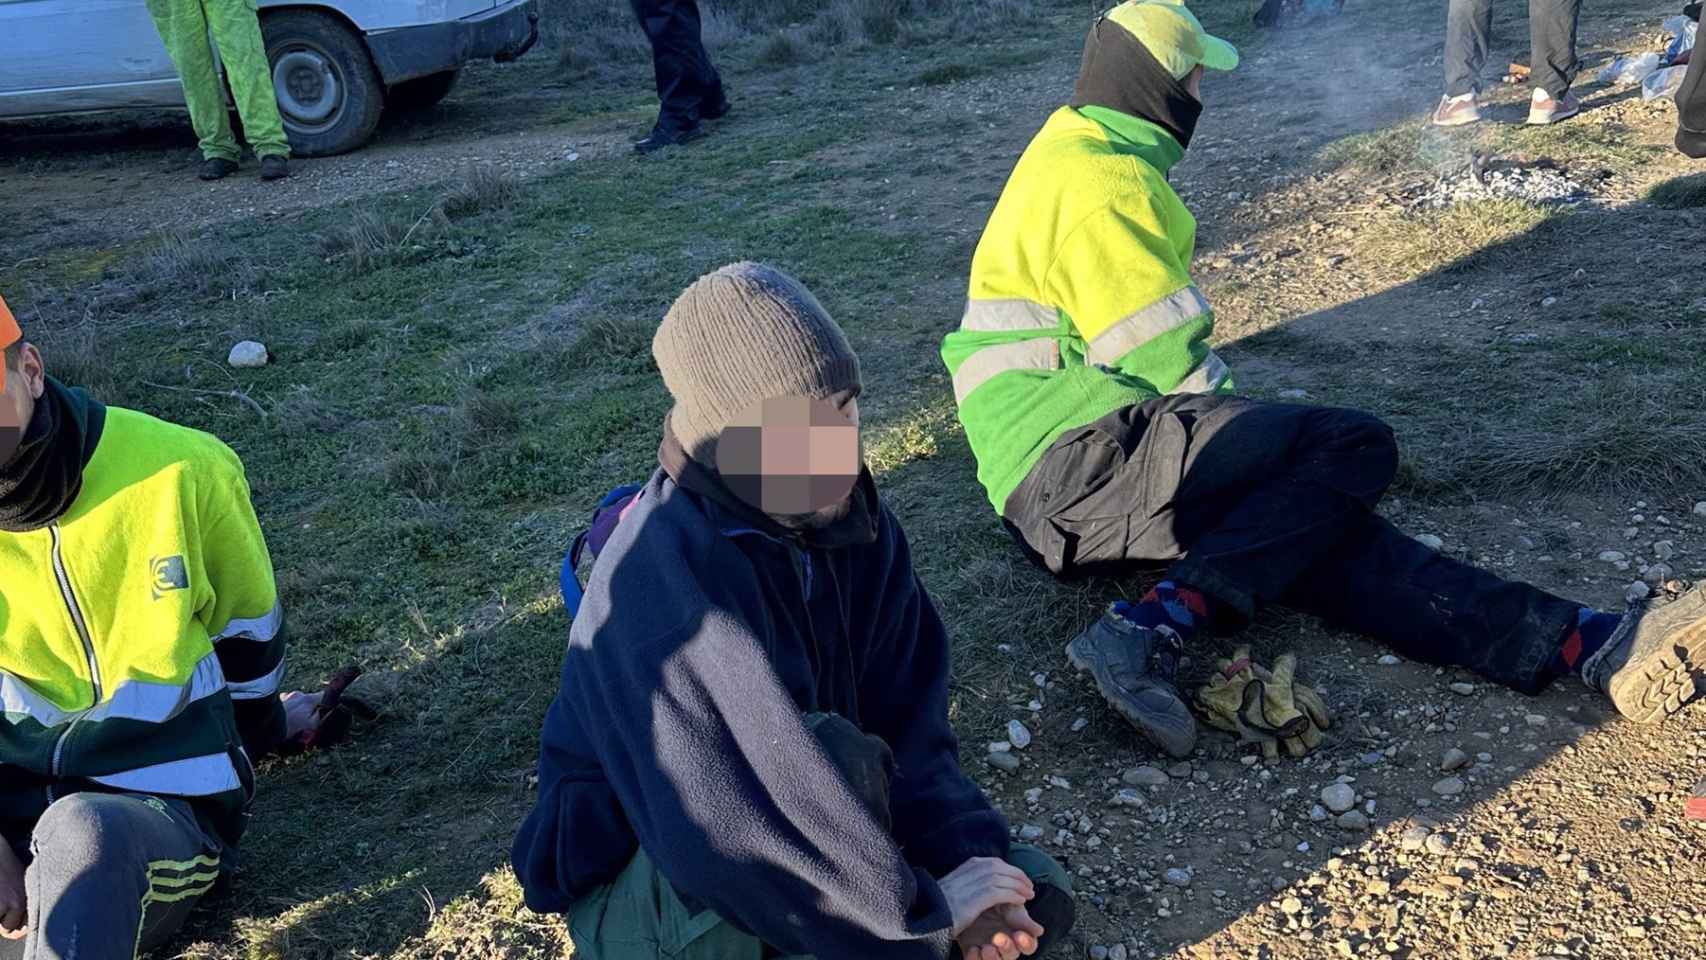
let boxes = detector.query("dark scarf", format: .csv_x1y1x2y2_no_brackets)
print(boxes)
1070,17,1204,150
658,412,879,551
0,377,106,532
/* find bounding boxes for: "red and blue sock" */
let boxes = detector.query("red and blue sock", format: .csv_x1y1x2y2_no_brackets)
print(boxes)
1556,607,1621,675
1111,580,1213,644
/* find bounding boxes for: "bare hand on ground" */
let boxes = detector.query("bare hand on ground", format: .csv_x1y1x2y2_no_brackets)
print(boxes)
0,840,27,939
941,857,1035,938
282,690,326,741
956,902,1044,960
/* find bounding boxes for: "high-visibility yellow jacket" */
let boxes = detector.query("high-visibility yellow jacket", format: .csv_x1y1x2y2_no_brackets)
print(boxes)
941,105,1231,513
0,406,285,848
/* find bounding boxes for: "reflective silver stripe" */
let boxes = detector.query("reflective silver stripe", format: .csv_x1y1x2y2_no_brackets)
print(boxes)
226,658,285,701
960,298,1059,332
3,653,227,727
1169,350,1230,396
212,602,283,643
0,671,76,727
89,752,242,796
952,339,1060,404
1085,286,1212,366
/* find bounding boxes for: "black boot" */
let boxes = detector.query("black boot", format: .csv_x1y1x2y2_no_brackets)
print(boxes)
260,155,290,181
634,123,703,155
701,93,731,121
198,158,239,181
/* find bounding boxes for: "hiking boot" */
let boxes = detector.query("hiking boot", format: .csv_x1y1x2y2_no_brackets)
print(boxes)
198,157,238,181
1066,604,1197,757
259,155,290,181
1582,582,1706,723
1028,878,1076,955
1431,94,1481,127
1528,88,1581,125
634,124,704,155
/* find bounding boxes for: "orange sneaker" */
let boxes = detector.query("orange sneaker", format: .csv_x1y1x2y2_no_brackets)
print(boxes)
1431,94,1482,127
1527,89,1581,125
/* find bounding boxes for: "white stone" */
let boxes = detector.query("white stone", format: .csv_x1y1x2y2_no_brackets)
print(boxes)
1448,682,1475,695
1280,896,1304,915
1018,824,1044,841
1626,580,1651,604
1111,788,1145,807
1400,826,1431,851
989,741,1011,753
1007,720,1032,750
1432,777,1466,796
1415,534,1444,551
1070,717,1089,732
1441,748,1469,771
1692,501,1706,517
227,340,269,368
1123,765,1170,788
1089,947,1109,960
1108,946,1128,960
1321,783,1357,813
986,751,1020,771
1336,810,1371,831
1164,867,1192,887
1378,654,1402,666
1598,550,1627,563
1653,540,1676,561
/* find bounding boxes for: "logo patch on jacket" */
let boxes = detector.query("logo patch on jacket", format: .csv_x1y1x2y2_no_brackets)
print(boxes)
151,555,189,600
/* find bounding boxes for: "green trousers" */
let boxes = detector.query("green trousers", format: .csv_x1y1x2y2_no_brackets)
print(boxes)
567,844,1069,960
145,0,289,161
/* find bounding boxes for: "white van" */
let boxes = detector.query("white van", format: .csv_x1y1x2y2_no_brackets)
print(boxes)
0,0,540,155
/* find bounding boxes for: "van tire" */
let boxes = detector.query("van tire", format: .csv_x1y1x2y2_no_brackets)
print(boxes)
389,70,460,112
260,10,384,157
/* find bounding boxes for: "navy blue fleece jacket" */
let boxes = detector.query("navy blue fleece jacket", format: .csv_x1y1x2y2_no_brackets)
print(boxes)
511,468,1011,958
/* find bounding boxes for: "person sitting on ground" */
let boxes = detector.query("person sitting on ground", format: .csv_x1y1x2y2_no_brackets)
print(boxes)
512,263,1074,960
941,0,1706,760
0,295,328,959
144,0,291,180
1433,0,1584,127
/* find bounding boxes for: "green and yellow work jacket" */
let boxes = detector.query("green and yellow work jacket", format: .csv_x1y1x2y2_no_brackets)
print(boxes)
941,105,1232,514
0,406,285,850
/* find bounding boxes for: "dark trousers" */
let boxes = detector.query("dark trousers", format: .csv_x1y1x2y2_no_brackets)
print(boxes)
1003,395,1583,694
1445,0,1581,98
630,0,724,133
1679,36,1706,157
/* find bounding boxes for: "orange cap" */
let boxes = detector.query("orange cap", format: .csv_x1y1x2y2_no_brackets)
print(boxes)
0,294,18,391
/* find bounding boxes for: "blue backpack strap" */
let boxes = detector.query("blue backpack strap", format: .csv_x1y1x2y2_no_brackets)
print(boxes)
562,483,645,618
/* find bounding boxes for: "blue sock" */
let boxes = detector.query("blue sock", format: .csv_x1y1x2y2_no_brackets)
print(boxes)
1556,607,1621,676
1111,580,1212,644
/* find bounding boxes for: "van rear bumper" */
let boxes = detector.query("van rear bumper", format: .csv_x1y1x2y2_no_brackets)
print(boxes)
366,0,540,86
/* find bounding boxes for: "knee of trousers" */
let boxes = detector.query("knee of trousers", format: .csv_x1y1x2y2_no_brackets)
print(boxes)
1320,408,1400,483
31,794,137,873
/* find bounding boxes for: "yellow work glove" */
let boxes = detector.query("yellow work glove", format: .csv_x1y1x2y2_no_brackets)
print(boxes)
1194,646,1332,759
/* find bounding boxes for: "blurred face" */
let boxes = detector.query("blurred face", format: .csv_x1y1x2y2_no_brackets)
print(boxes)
1,344,47,466
1186,65,1203,102
716,395,862,516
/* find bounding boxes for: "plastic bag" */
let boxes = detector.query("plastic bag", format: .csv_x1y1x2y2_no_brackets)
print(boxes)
1643,64,1689,100
1598,52,1662,85
1667,22,1698,63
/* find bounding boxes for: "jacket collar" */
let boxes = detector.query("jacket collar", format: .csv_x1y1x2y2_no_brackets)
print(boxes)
1075,106,1185,175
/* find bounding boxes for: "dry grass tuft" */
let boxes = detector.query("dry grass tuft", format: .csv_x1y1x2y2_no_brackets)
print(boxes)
320,205,449,274
441,165,522,219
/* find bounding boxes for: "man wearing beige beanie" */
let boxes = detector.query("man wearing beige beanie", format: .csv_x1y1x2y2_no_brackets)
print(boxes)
514,262,1074,960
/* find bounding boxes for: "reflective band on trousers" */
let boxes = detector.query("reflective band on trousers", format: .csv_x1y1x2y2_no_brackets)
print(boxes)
952,339,1061,404
1170,350,1230,395
1084,286,1211,366
90,751,243,796
227,658,285,701
959,298,1059,332
1,651,227,728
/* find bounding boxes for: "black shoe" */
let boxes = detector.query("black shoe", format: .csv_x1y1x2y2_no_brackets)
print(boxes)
1583,582,1706,723
634,125,703,155
198,158,239,181
701,95,731,121
1028,879,1077,956
1066,605,1198,757
259,155,290,181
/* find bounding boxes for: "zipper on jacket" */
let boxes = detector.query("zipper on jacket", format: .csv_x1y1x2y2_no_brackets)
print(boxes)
49,522,101,776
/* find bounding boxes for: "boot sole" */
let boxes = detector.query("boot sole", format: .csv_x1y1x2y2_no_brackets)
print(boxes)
1527,106,1580,125
1431,114,1480,127
1066,636,1196,757
1606,619,1706,723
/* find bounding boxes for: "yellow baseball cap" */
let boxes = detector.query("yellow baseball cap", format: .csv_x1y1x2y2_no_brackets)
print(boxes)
0,294,19,391
1103,0,1240,81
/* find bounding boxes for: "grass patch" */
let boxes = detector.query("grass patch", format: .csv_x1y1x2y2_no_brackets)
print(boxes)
1644,171,1706,208
913,62,980,86
441,165,522,219
755,29,812,67
1357,199,1561,280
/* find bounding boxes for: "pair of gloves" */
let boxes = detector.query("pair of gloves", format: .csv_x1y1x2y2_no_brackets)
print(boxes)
1194,646,1332,759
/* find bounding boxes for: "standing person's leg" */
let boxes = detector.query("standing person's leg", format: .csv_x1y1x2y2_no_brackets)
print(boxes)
1444,0,1495,98
630,0,707,137
21,793,222,960
143,0,242,169
1528,0,1582,98
203,0,291,169
671,0,727,117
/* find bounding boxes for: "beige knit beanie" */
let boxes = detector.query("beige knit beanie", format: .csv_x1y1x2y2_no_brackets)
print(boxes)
653,262,862,464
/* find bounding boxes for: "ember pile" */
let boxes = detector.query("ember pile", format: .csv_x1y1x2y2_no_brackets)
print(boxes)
1409,154,1594,209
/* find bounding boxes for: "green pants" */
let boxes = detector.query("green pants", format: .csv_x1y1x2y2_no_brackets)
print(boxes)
567,844,1069,960
144,0,289,161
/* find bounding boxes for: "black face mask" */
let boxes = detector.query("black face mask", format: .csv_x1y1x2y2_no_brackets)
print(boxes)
1070,18,1204,150
0,377,106,532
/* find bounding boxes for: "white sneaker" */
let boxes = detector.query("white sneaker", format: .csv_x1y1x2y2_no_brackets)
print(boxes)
1528,89,1581,125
